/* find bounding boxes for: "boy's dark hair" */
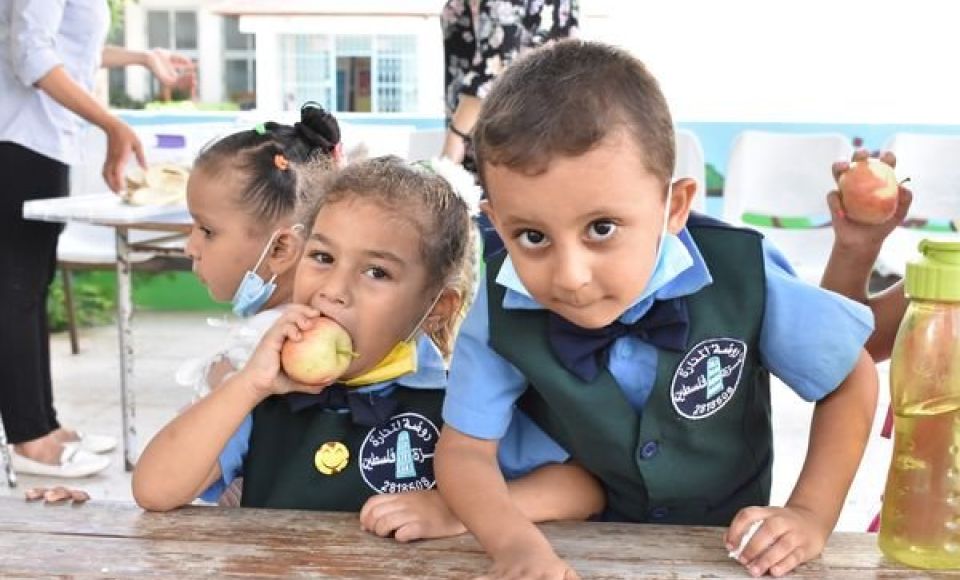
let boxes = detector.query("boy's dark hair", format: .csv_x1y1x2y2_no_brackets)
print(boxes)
299,156,475,357
194,102,341,226
474,40,675,188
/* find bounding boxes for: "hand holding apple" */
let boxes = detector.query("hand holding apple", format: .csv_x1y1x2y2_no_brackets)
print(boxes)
280,317,357,386
837,158,899,225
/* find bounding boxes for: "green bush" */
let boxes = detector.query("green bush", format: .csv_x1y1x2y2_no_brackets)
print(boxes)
46,273,115,333
144,100,240,112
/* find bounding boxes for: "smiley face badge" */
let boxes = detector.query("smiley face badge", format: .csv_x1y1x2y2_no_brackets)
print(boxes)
315,441,350,475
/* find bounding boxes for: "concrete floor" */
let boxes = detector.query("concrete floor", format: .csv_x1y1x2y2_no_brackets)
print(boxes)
0,311,893,532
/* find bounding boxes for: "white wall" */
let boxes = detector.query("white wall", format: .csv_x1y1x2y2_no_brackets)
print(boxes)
588,0,960,124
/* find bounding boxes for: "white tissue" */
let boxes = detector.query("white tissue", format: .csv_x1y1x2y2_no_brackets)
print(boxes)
728,519,763,560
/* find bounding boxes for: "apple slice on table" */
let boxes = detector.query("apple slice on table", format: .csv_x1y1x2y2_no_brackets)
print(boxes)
281,317,357,386
837,158,900,225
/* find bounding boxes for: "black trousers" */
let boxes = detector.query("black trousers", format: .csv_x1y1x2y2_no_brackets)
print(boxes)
0,141,69,444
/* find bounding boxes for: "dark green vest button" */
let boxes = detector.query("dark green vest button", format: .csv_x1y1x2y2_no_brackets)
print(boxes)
650,506,669,519
639,440,659,460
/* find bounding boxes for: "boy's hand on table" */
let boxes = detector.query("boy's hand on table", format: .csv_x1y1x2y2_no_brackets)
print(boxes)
726,505,830,578
359,489,466,542
481,542,579,580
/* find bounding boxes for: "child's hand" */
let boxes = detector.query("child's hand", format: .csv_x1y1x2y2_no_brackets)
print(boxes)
240,304,327,398
827,150,913,251
359,489,466,542
481,545,579,580
725,505,830,578
206,356,236,391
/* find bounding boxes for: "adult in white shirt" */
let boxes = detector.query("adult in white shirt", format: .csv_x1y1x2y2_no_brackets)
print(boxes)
0,0,194,478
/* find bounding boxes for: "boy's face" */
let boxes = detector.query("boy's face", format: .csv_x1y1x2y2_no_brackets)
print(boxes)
293,198,435,379
482,132,692,329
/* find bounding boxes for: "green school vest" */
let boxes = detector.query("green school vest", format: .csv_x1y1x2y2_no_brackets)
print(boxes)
487,216,771,525
241,388,444,511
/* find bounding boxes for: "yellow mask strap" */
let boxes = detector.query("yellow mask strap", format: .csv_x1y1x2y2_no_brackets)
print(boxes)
342,339,418,387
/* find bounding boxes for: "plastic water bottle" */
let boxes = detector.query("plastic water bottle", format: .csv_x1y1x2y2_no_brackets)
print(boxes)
879,240,960,569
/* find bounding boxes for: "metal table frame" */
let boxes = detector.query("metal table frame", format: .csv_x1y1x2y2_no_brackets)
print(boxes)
23,195,191,470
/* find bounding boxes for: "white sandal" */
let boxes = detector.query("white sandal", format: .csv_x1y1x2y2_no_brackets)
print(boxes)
11,443,110,478
74,431,117,454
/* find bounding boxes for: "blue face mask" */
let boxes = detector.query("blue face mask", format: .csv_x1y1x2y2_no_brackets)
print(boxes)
231,231,281,318
631,183,694,306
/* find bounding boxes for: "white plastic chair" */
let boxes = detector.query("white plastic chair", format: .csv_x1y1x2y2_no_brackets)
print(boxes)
339,123,418,162
406,129,446,162
722,131,853,284
876,133,960,277
675,128,707,214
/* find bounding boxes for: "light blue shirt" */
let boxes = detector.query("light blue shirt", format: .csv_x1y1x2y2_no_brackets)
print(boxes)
0,0,110,164
443,227,875,441
201,335,567,501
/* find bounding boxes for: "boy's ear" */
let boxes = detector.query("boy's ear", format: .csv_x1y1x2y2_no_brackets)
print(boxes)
268,226,305,274
479,198,498,228
667,177,698,234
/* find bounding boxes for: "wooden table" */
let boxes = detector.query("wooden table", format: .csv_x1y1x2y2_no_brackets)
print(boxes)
22,194,192,471
0,498,951,578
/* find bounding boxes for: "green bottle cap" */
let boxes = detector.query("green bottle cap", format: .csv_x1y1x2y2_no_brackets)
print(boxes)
905,239,960,302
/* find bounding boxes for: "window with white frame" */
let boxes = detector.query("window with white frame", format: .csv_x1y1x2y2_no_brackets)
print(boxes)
279,34,418,113
223,16,256,109
145,9,198,99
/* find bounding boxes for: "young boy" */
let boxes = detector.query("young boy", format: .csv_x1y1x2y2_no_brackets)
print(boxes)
435,40,879,578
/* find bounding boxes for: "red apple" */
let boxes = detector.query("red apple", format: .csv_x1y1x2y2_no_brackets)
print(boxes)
280,317,355,385
838,158,899,225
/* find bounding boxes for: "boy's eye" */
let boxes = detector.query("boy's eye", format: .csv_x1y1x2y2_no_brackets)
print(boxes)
194,225,213,239
364,266,390,280
586,220,617,241
516,229,549,249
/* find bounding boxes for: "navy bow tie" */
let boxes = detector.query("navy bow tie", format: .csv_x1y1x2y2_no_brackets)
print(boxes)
285,385,399,427
547,298,690,382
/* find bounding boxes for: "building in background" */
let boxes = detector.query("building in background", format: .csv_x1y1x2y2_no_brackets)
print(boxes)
120,0,447,114
118,0,254,108
118,0,610,115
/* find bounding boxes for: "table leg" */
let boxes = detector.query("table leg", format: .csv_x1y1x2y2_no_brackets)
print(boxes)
0,416,16,487
116,228,137,471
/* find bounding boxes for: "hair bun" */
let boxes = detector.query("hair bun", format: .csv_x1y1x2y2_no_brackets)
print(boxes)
294,101,340,154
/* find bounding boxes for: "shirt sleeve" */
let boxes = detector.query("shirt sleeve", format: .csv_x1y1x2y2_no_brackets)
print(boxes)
459,1,525,99
758,238,874,401
198,415,252,503
10,0,67,86
498,410,570,480
526,0,580,46
443,276,529,440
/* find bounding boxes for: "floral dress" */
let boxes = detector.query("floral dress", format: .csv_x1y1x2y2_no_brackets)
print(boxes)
441,0,580,119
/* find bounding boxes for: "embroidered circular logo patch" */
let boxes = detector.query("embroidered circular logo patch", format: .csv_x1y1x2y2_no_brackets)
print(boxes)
359,412,440,494
671,338,748,420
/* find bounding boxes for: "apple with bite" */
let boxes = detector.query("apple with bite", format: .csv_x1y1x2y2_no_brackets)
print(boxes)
837,158,899,225
280,317,356,385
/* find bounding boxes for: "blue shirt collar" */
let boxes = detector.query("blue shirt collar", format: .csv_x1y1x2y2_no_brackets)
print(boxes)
352,335,447,394
496,227,713,323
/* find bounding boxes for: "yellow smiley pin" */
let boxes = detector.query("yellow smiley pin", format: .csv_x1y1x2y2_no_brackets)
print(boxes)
315,441,350,475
